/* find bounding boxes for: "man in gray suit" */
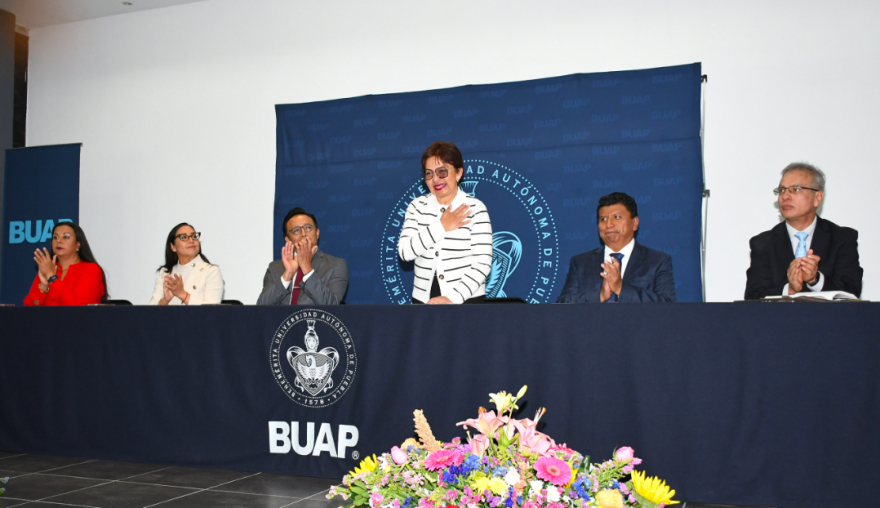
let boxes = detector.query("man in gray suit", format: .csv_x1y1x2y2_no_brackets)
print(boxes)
257,207,349,305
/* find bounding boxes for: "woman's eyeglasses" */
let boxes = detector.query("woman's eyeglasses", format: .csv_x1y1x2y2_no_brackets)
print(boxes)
176,232,201,241
423,168,449,180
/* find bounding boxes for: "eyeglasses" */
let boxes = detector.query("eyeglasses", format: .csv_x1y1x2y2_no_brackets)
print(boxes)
773,186,821,196
423,168,449,180
288,224,316,236
176,232,201,241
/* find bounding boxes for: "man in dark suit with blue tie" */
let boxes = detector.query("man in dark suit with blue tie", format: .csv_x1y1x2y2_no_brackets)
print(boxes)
744,162,862,299
556,192,676,303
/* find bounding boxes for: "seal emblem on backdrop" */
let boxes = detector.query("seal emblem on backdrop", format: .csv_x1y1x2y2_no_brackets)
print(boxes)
269,309,357,408
380,159,559,304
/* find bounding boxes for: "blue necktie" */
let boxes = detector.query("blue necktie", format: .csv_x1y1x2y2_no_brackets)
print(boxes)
606,252,625,302
794,232,809,258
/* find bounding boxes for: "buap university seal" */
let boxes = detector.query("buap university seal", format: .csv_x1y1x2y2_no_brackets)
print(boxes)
269,309,357,408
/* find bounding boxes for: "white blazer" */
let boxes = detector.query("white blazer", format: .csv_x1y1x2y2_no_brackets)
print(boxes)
149,255,225,305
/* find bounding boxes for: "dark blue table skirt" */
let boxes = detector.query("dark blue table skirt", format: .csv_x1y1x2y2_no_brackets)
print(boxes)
0,303,877,508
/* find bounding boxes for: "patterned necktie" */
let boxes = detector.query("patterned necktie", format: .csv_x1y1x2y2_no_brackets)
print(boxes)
290,269,304,305
606,252,625,302
794,232,809,258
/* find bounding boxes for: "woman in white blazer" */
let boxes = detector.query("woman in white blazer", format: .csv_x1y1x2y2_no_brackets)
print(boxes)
398,141,493,304
149,223,225,305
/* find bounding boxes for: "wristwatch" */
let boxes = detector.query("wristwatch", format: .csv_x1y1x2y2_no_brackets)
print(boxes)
47,275,58,284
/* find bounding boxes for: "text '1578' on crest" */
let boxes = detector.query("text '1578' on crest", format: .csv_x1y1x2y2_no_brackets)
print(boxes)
269,310,357,408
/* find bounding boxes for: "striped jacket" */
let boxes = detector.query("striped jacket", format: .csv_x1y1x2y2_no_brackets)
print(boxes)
397,190,493,304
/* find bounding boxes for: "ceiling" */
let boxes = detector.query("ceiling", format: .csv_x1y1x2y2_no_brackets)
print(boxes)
0,0,209,30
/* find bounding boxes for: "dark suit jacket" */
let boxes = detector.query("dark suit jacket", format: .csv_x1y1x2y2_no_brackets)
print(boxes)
744,217,862,299
556,242,676,303
256,248,349,305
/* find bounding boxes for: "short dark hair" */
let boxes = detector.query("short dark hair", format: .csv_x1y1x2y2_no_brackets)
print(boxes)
281,207,318,237
596,192,638,221
421,141,464,175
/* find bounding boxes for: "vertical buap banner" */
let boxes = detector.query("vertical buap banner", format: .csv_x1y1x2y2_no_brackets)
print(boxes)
1,144,81,305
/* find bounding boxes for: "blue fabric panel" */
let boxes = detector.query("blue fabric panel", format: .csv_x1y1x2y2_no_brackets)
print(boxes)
274,64,703,303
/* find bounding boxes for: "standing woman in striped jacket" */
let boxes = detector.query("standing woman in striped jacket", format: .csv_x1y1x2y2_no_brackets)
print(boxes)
398,141,493,304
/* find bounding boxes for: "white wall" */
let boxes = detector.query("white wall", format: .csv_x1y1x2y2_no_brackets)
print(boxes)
25,0,880,303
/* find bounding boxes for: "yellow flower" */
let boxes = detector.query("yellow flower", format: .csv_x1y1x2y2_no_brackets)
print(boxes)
350,454,378,477
567,466,578,487
472,476,492,492
596,490,624,508
488,478,508,495
631,470,680,505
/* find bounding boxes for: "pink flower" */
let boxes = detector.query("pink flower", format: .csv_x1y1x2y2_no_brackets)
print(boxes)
534,457,572,486
497,416,517,440
469,434,490,457
458,411,505,438
391,446,408,465
549,443,578,457
516,423,554,457
424,449,464,471
614,447,634,462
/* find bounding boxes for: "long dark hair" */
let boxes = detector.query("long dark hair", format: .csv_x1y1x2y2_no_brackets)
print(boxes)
52,222,109,303
158,222,211,274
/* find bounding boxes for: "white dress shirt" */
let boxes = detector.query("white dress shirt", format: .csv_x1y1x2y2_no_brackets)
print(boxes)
279,259,315,289
782,216,824,294
149,255,225,305
603,238,636,279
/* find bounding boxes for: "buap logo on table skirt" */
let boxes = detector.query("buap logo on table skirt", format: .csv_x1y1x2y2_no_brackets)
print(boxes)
269,310,357,408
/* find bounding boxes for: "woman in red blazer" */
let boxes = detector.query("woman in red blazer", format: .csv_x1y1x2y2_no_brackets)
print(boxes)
24,222,108,306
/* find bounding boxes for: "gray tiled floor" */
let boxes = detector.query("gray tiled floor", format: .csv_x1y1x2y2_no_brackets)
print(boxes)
0,451,768,508
0,452,339,508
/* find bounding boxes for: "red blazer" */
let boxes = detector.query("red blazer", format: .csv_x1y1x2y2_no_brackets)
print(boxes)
24,261,105,306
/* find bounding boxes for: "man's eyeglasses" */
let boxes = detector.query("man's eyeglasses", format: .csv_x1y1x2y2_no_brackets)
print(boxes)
176,232,201,241
288,224,316,236
423,168,449,180
773,186,821,196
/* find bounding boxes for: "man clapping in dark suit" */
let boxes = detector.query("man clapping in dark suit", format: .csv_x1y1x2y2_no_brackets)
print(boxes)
257,207,349,305
745,163,862,299
556,192,676,303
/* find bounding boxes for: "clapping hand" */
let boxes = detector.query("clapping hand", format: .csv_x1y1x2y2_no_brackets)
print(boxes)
34,247,57,282
281,239,299,281
162,279,174,304
294,236,317,274
164,273,187,301
599,256,623,302
427,296,453,304
440,204,471,232
788,249,821,294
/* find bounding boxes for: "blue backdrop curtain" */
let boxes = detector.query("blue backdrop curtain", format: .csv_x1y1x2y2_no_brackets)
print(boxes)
275,64,703,303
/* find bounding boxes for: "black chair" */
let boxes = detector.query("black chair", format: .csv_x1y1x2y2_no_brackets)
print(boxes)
221,300,243,305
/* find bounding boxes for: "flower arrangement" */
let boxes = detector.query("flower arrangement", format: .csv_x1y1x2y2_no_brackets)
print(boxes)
328,387,678,508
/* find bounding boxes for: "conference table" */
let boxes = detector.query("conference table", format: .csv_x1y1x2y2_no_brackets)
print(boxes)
1,303,877,508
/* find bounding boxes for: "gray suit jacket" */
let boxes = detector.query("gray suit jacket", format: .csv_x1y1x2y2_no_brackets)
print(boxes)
256,248,348,305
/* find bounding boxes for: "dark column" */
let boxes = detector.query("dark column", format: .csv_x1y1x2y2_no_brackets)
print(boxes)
0,9,15,289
